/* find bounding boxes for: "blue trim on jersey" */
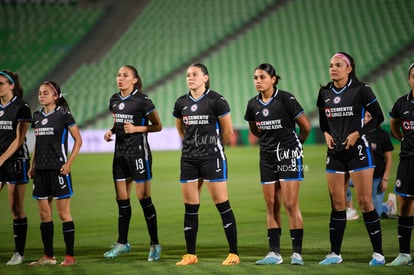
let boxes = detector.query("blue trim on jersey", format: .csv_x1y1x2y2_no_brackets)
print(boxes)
394,186,413,198
61,128,67,145
365,98,377,107
330,79,352,94
218,111,230,118
293,110,304,121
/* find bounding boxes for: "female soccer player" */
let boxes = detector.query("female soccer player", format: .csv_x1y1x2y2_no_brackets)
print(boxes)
387,62,414,266
103,65,162,261
317,52,385,266
29,81,82,266
173,63,239,266
244,63,311,265
0,70,31,265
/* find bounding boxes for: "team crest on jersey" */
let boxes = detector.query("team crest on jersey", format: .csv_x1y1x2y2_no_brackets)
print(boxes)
118,102,125,110
191,104,198,112
0,110,4,117
402,120,414,130
262,108,269,117
333,96,341,104
41,118,48,125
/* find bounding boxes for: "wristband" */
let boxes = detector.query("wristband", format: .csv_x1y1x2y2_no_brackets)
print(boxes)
382,178,388,182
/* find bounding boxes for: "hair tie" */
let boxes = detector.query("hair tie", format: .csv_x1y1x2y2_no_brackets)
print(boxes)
44,81,60,97
0,71,15,84
331,53,351,67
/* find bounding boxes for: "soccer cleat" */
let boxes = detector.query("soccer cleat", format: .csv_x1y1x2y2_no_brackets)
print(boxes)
103,243,130,258
222,253,240,265
387,193,397,216
176,254,198,266
387,253,412,266
346,207,359,221
29,256,57,266
369,252,385,266
147,244,162,262
6,252,24,265
319,252,343,265
60,255,76,266
255,251,283,265
291,252,304,265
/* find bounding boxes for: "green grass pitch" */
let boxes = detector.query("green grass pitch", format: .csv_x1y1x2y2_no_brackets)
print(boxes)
0,144,412,274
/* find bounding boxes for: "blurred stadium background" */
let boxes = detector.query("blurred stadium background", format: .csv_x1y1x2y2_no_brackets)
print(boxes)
2,0,414,151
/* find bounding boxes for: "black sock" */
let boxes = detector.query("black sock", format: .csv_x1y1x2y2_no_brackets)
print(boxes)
184,204,199,255
329,210,346,255
216,200,238,255
117,199,131,244
40,221,54,257
290,229,303,254
13,217,27,256
268,228,281,254
397,216,413,254
62,221,75,256
139,197,159,245
363,210,383,255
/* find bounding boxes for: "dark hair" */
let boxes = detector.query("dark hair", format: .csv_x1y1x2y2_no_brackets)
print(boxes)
190,63,210,89
123,65,143,91
336,51,359,82
0,70,24,98
42,81,70,112
254,63,281,86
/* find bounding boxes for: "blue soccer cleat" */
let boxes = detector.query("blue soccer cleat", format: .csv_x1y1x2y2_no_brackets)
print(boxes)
319,252,343,265
104,243,131,258
147,244,162,262
255,251,283,265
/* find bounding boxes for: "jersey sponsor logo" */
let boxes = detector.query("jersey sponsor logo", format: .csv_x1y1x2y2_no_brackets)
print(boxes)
333,96,341,104
182,115,209,125
324,106,354,118
256,119,282,130
0,120,13,130
191,104,198,112
324,98,331,103
114,113,134,123
34,127,54,136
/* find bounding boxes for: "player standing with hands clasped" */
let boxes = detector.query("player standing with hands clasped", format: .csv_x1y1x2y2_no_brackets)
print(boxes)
103,65,162,262
29,81,82,266
0,70,32,265
317,52,386,266
387,62,414,266
244,63,311,265
173,63,239,266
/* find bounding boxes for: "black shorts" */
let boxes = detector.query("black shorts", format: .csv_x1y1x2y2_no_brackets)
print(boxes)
0,158,29,184
180,157,228,183
113,155,152,183
395,157,414,197
260,151,305,183
326,138,374,173
32,169,73,200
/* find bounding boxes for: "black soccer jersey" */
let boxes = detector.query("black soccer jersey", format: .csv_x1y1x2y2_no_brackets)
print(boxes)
389,92,414,158
173,89,230,159
317,79,384,144
366,127,394,178
0,96,32,159
32,106,76,170
109,89,155,157
244,89,304,153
